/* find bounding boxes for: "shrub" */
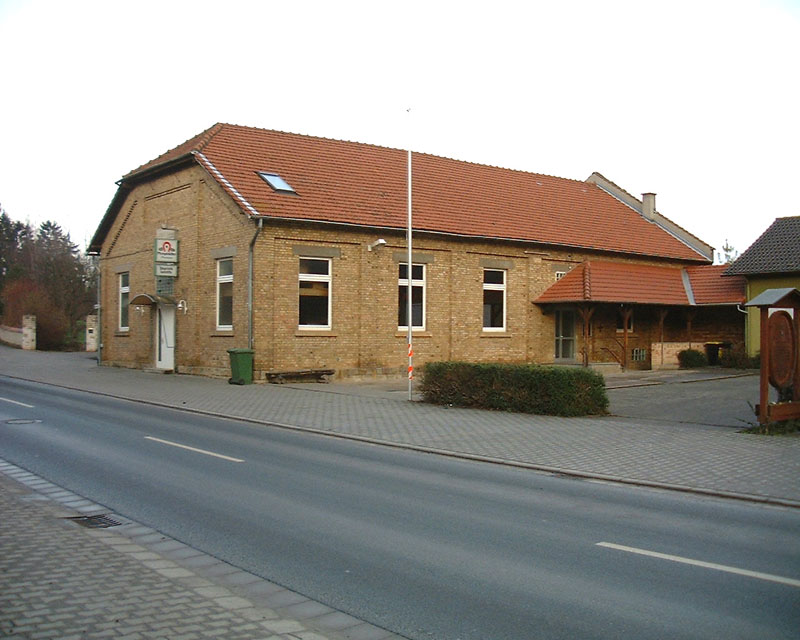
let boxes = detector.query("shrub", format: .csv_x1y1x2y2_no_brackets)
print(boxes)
419,361,609,416
677,349,707,369
719,348,760,370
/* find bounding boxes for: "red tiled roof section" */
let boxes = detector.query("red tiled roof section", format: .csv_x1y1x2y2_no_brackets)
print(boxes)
536,261,746,305
536,262,690,304
687,264,746,304
124,123,707,262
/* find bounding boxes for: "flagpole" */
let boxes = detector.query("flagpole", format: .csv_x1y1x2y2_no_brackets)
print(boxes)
407,147,413,401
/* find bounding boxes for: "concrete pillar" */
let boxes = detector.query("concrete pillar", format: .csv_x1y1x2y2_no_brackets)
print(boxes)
85,314,98,352
22,315,36,350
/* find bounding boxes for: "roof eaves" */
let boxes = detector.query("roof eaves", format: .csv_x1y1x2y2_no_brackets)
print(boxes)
88,153,198,254
241,212,710,262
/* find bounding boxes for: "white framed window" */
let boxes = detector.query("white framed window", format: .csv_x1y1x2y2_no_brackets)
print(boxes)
555,271,566,281
482,269,506,331
118,272,130,331
398,263,425,330
216,258,233,330
299,257,331,329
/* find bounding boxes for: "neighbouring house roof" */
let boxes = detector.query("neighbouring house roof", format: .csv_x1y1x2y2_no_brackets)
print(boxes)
535,261,746,306
90,123,711,262
745,287,800,308
725,216,800,276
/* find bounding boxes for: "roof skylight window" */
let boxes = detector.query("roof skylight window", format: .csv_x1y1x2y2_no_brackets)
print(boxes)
257,171,296,193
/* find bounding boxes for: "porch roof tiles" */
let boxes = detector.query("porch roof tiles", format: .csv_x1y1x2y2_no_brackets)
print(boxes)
535,261,745,306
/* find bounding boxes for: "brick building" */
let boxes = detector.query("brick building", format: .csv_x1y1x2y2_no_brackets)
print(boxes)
88,123,745,379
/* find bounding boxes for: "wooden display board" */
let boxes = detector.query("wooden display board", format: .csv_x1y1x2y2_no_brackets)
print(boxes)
746,288,800,424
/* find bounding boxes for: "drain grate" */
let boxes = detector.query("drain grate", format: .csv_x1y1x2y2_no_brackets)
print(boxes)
66,514,123,529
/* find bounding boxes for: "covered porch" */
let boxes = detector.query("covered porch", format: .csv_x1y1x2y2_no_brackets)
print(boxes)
535,261,747,370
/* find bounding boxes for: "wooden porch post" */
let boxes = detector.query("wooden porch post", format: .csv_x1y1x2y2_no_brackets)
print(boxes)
658,308,668,369
686,310,696,349
579,305,595,368
621,306,633,370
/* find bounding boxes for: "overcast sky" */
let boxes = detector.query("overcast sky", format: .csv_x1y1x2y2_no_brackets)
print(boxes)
1,0,797,260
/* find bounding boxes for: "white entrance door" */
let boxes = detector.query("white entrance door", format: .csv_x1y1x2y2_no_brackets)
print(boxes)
156,304,175,370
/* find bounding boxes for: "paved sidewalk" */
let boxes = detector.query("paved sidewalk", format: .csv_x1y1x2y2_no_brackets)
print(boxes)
0,460,397,640
1,346,799,507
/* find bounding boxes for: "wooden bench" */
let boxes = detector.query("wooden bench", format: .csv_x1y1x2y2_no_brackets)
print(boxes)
265,369,335,384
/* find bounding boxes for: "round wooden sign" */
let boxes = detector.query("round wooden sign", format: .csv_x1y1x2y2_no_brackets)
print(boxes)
768,310,796,390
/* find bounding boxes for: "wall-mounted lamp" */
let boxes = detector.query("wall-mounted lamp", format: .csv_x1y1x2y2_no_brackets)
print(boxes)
367,238,387,252
177,300,189,314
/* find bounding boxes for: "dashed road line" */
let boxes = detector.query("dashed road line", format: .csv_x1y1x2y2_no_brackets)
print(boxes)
597,541,800,588
144,436,244,463
0,397,34,408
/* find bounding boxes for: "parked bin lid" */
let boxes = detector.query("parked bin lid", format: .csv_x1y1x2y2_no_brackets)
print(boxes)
227,348,254,354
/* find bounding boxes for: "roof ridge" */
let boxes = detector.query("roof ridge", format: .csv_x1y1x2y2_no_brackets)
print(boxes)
202,122,590,186
583,261,592,300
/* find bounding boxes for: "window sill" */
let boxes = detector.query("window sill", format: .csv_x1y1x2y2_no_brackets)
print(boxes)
295,330,337,337
395,331,432,338
210,332,235,338
481,331,511,338
114,331,130,337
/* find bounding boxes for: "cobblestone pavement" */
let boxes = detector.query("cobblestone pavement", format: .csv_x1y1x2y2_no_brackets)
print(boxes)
0,461,398,640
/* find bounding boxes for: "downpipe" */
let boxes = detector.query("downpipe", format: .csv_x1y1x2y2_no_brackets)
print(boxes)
248,218,264,350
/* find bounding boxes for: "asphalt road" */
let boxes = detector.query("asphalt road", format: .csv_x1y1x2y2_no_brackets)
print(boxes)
1,377,798,640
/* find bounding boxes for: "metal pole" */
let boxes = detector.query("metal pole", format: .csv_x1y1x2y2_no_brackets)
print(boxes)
407,148,413,401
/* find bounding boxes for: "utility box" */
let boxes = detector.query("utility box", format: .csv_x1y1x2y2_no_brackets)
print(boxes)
227,348,254,385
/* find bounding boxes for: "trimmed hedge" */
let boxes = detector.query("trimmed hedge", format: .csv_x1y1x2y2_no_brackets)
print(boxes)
677,349,708,369
419,361,609,416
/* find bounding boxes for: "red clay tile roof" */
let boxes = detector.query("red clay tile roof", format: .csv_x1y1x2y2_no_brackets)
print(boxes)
104,123,710,262
536,261,745,306
686,264,746,304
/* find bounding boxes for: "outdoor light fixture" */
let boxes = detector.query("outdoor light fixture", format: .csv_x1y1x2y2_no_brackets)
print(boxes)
177,300,189,314
367,238,387,251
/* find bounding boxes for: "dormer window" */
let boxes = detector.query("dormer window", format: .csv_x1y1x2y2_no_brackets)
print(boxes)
257,171,296,193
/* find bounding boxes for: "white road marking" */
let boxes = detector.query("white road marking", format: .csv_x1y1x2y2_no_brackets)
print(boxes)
144,436,244,463
597,542,800,588
0,397,34,408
